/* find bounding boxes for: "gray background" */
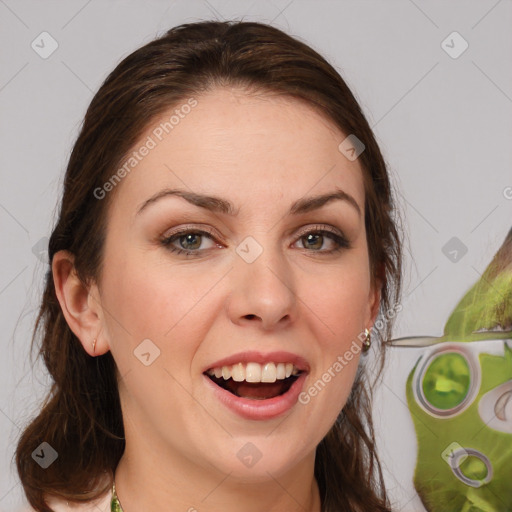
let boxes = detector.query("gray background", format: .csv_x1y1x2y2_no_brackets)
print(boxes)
1,1,511,511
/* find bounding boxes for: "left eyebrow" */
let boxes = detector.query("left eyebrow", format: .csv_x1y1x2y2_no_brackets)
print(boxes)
136,187,361,217
290,189,361,217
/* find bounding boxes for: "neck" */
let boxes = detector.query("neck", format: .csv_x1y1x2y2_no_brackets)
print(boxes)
114,442,321,512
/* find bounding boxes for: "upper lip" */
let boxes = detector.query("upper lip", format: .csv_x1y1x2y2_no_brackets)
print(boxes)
203,350,310,373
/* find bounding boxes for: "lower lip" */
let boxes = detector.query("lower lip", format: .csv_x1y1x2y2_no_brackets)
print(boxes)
203,373,308,421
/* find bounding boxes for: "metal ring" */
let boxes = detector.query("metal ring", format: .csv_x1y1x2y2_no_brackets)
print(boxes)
449,448,493,488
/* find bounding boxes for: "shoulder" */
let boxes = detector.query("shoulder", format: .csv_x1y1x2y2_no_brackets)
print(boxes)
20,488,112,512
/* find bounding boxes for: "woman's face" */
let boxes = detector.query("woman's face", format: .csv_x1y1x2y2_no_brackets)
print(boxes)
95,87,379,480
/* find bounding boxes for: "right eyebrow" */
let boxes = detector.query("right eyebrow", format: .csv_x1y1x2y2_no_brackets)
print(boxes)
136,188,239,216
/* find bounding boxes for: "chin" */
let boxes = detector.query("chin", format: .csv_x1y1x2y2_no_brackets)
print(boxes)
197,435,314,484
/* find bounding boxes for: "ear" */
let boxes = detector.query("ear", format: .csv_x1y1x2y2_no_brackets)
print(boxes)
52,250,109,357
368,283,381,328
366,264,384,329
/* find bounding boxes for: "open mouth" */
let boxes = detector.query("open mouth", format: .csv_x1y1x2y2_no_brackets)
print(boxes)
205,362,303,400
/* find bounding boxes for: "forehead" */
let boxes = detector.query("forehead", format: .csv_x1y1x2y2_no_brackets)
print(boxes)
110,87,366,216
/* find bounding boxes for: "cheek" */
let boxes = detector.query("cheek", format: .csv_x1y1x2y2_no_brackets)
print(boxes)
305,259,372,344
101,250,210,338
298,258,370,423
99,249,225,383
316,283,369,327
99,255,216,434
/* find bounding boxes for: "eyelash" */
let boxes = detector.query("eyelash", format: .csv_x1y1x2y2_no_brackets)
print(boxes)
160,224,350,257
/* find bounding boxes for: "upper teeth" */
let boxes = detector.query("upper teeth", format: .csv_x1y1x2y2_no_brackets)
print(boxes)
206,362,300,383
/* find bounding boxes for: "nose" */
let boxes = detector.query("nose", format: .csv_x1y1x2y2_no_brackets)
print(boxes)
226,238,297,331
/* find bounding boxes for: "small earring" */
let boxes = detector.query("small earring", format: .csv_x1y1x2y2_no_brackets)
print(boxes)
362,328,371,352
92,338,97,355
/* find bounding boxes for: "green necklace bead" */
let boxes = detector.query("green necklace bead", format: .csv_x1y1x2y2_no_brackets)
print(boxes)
111,482,123,512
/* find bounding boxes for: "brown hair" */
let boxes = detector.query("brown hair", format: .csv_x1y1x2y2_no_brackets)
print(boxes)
15,20,402,512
